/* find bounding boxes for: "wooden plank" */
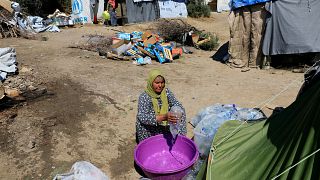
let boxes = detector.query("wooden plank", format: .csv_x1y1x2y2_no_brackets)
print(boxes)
0,0,13,13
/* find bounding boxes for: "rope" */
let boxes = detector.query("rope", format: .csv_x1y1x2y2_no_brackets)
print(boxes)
209,76,304,172
213,76,303,148
271,148,320,180
209,64,317,178
256,77,304,109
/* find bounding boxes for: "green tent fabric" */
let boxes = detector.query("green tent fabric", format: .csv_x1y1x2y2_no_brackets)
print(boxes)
200,79,320,180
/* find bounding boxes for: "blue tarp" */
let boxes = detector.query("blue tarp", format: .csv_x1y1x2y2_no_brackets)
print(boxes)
231,0,270,9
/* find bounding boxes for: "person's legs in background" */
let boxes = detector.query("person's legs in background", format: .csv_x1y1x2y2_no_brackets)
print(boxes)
249,3,267,68
228,9,245,67
241,6,252,67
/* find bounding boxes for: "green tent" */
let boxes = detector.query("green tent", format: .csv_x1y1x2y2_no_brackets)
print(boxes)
197,77,320,179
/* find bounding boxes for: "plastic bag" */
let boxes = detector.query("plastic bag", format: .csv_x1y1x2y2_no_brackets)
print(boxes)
53,161,109,180
193,104,238,157
192,104,266,157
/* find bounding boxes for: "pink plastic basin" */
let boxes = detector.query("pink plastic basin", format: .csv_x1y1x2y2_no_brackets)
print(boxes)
134,134,199,180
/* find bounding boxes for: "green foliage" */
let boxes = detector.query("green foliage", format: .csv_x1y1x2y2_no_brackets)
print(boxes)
15,0,43,16
187,3,211,18
198,33,219,51
14,0,68,16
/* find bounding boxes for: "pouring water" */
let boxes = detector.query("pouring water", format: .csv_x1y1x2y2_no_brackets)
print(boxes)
169,106,184,164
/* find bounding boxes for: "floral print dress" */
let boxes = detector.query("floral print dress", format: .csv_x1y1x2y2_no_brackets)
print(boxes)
136,88,187,143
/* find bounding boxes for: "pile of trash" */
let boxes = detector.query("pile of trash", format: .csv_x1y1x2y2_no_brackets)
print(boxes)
0,2,72,39
0,6,18,38
103,30,189,65
0,47,47,103
70,34,113,54
0,47,17,81
47,9,74,27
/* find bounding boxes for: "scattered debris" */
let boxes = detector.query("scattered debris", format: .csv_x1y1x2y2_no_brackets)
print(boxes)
182,46,193,54
28,140,36,149
47,9,74,27
0,82,4,99
2,67,49,103
1,2,64,39
69,34,113,54
4,87,20,98
0,7,19,38
0,47,18,81
105,52,133,61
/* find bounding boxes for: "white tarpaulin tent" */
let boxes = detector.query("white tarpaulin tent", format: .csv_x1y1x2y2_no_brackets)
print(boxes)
217,0,230,12
158,1,188,18
71,0,104,24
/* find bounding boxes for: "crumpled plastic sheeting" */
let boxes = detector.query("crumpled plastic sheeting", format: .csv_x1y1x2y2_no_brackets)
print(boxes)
10,2,60,33
19,16,60,33
53,161,109,180
191,103,266,157
0,48,17,81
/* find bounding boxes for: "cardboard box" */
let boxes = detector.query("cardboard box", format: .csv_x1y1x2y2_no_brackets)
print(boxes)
142,31,153,41
143,35,158,46
112,37,122,45
192,34,200,45
111,40,132,55
172,48,183,56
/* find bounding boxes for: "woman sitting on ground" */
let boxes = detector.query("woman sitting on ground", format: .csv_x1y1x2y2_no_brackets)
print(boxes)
136,69,187,143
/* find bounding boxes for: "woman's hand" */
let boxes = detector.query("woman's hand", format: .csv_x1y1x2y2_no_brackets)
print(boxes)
156,112,181,124
167,112,179,124
156,114,168,123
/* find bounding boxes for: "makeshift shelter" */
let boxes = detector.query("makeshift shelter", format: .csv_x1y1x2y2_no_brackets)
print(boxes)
125,0,159,23
158,0,187,19
217,0,230,12
126,0,188,23
262,0,320,55
196,61,320,179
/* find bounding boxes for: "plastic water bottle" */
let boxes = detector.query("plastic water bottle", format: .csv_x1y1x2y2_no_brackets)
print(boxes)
169,106,183,141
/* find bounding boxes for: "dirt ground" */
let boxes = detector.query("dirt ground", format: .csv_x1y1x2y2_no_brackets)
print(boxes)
0,12,303,179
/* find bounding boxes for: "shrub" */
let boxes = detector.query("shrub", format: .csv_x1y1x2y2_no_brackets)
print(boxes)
156,19,199,43
15,0,67,17
198,33,219,51
187,3,211,18
15,0,43,16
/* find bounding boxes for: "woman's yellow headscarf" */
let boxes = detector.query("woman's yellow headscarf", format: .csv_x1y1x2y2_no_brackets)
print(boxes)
145,69,169,125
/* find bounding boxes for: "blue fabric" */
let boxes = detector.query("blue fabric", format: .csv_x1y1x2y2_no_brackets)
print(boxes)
232,0,270,8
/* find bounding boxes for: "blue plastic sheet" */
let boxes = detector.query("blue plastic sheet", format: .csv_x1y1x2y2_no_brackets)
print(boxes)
231,0,270,9
117,32,131,40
